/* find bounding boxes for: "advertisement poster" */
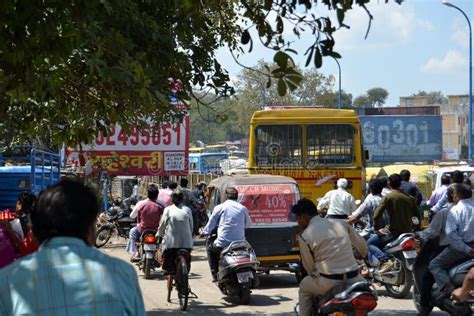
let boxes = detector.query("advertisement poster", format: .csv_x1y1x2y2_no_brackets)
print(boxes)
359,115,442,163
66,116,189,176
236,184,298,224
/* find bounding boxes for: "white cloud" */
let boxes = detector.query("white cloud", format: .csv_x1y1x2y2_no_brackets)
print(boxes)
332,2,432,50
452,18,469,49
420,50,467,74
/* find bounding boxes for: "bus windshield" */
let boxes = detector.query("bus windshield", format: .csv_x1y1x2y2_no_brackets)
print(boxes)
307,124,354,166
255,125,302,166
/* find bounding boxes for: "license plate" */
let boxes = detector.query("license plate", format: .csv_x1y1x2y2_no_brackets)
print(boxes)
403,250,417,259
144,244,156,251
236,271,253,283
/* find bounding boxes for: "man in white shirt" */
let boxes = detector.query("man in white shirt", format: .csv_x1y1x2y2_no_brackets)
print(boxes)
317,178,356,219
203,187,252,282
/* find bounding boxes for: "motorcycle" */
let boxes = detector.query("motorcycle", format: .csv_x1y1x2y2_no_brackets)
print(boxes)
135,230,160,279
362,232,417,299
412,240,474,315
216,240,259,305
95,206,136,248
295,281,378,316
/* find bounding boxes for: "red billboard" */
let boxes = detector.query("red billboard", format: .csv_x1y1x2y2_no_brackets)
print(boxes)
236,183,298,224
66,116,189,176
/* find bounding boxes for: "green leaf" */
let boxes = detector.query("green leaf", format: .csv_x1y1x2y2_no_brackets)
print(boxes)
273,51,288,69
304,46,314,67
276,16,284,34
329,51,342,59
337,9,345,26
277,78,287,96
241,30,251,45
315,47,322,68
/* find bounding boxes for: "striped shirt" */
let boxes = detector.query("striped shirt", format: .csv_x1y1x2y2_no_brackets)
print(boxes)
0,237,145,316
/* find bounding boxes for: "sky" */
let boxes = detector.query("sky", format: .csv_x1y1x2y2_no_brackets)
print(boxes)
215,0,474,106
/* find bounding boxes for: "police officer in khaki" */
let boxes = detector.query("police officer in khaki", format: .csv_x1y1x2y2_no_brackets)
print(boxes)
292,198,368,316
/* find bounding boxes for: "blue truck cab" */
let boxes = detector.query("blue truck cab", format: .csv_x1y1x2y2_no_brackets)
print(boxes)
0,147,61,210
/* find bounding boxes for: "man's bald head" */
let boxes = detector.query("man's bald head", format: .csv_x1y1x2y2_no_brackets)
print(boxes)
226,187,238,200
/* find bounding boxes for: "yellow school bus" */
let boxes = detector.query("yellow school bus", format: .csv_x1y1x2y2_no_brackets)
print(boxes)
248,107,366,201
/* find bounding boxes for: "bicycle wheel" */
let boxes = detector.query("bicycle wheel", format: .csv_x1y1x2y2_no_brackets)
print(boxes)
176,256,189,311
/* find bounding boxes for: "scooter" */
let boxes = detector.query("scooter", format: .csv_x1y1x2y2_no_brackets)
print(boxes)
136,230,161,279
295,281,378,316
216,240,259,305
363,233,417,299
412,243,474,315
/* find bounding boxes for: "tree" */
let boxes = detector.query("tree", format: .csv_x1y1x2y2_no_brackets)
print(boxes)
353,95,371,108
0,1,403,146
411,90,448,104
366,87,389,107
317,90,353,108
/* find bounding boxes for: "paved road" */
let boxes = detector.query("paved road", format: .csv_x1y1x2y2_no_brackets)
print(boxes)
102,237,447,315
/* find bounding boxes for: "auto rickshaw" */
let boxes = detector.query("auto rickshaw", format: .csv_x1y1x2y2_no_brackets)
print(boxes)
206,174,302,281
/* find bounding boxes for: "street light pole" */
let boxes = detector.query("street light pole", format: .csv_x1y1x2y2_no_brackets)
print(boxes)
443,0,472,165
332,57,342,109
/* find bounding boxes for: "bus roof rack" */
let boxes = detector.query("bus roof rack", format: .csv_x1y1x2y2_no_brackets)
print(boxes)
262,105,324,110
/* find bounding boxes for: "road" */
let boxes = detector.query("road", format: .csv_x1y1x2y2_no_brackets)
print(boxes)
102,237,447,315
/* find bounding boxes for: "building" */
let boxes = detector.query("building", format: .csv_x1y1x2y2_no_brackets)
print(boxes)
398,94,468,160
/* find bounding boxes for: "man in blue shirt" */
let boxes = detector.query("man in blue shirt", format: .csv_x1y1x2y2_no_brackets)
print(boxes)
0,180,146,316
431,170,464,214
203,187,251,282
429,183,474,301
400,169,422,206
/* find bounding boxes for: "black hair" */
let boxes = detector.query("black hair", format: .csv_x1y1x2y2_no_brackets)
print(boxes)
225,187,238,200
162,181,169,189
169,182,178,190
369,179,383,195
147,184,159,200
453,183,472,199
380,177,388,188
451,170,464,184
388,173,402,189
172,191,184,205
463,178,472,187
17,191,36,213
400,169,411,182
180,178,189,188
31,180,100,244
291,198,317,216
441,174,450,185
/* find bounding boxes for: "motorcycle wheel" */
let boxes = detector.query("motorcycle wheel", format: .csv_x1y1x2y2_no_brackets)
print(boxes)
385,264,413,299
95,226,112,248
144,258,152,279
238,282,251,305
412,284,433,314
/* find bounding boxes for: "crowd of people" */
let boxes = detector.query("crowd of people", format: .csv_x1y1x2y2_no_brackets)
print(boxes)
0,170,473,315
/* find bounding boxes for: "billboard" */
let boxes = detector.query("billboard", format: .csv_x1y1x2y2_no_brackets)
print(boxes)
359,115,442,163
67,117,189,176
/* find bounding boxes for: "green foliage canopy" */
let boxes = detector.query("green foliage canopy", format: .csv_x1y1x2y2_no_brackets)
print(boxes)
0,0,402,146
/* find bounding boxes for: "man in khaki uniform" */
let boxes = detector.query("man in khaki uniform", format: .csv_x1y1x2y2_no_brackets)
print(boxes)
292,198,368,316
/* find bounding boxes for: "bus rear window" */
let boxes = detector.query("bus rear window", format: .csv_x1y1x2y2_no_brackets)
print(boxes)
255,125,302,166
307,124,354,165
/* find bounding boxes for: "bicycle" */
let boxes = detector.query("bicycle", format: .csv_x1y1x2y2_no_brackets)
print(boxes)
166,249,196,311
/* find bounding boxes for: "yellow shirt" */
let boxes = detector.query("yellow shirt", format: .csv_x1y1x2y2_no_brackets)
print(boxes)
298,216,368,275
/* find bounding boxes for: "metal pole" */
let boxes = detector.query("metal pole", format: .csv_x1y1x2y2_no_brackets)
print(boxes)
443,1,472,165
333,57,342,109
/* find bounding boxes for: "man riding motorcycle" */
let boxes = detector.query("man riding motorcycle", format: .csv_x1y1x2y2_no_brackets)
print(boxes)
429,183,474,300
292,198,368,316
203,187,251,282
369,173,420,273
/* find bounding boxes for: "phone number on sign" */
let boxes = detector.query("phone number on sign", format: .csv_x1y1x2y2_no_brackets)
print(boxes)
95,124,182,147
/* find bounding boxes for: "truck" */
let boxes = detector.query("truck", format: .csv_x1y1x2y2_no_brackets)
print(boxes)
0,147,61,210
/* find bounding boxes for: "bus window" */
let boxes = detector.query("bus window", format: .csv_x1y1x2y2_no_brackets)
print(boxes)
306,124,354,166
255,125,302,166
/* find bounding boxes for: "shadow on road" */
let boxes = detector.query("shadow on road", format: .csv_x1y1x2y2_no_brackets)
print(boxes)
256,273,298,290
375,289,411,300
